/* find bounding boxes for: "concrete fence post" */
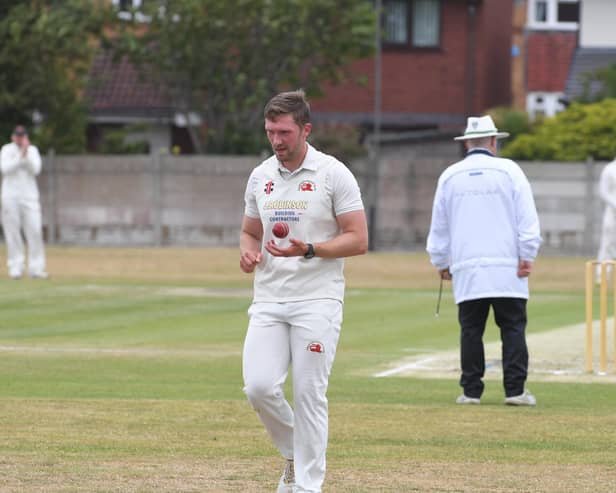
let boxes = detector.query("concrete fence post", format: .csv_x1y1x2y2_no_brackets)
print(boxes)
584,157,595,256
46,148,57,244
152,152,163,246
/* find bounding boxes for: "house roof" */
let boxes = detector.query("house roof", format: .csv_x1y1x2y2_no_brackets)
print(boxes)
86,52,174,122
565,48,616,100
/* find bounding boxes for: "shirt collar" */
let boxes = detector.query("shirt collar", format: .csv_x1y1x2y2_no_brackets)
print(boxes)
277,143,318,176
466,147,494,157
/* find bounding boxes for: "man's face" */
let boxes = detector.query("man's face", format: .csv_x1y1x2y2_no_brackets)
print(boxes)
265,114,311,163
11,131,27,147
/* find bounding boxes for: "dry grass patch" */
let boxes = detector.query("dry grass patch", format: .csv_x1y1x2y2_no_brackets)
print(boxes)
0,247,588,292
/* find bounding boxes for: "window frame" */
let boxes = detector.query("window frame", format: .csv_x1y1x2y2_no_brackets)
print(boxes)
112,0,150,22
526,91,567,120
381,0,443,51
527,0,579,31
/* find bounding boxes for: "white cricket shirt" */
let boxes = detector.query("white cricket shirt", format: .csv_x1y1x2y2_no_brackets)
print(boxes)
244,143,364,303
0,142,42,201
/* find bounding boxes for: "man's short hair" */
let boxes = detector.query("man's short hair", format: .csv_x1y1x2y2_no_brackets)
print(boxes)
466,136,493,148
12,125,27,136
264,90,310,127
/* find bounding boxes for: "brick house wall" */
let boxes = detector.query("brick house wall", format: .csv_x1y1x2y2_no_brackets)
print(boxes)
311,0,513,128
474,0,514,111
527,31,578,92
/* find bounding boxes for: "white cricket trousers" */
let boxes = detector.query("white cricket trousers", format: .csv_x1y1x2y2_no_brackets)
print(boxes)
1,197,46,276
598,207,616,262
243,299,343,493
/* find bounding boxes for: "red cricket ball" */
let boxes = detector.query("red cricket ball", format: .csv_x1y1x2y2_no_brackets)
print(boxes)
272,222,289,239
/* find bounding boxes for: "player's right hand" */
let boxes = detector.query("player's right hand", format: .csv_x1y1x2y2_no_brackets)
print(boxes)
240,251,262,273
517,259,533,278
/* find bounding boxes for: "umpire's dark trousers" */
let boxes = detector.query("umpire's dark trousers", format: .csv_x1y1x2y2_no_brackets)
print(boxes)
458,297,528,398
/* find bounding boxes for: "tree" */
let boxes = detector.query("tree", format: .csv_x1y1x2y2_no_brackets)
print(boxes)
578,63,616,103
487,106,531,146
502,99,616,161
114,0,375,154
0,1,106,153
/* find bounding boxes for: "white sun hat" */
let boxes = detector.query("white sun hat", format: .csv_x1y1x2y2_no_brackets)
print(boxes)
454,115,510,141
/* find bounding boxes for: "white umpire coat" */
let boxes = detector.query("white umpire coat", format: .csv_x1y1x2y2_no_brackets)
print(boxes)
426,149,542,304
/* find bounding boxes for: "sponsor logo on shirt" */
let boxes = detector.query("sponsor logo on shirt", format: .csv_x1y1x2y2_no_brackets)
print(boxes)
307,341,324,354
264,180,275,195
270,210,300,222
263,200,308,210
299,180,316,192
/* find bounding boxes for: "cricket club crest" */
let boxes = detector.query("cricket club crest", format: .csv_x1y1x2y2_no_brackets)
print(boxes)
299,180,316,192
264,180,275,195
307,341,324,354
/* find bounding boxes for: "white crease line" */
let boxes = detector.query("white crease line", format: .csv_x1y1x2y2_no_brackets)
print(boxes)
0,345,238,357
373,357,438,377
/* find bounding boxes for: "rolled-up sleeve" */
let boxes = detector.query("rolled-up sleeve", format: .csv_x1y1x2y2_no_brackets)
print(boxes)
244,169,260,219
332,163,364,216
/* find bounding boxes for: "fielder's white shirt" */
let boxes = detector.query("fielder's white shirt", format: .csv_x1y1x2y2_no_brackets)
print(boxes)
0,142,42,201
426,149,542,304
599,159,616,216
244,143,364,303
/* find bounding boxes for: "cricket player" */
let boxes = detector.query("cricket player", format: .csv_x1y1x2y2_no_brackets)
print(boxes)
240,90,368,493
427,115,542,406
597,157,616,269
0,125,48,279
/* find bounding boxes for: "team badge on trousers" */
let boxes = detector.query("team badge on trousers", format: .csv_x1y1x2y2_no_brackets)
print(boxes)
307,341,324,353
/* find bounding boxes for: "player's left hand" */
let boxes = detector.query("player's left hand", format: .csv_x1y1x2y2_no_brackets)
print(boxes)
265,238,308,257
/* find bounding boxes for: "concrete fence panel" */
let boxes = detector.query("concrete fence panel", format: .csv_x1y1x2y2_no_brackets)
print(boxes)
8,150,608,255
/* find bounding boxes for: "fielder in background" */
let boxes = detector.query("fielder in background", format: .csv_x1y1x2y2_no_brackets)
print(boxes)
0,125,48,279
597,156,616,272
426,115,542,406
240,90,368,493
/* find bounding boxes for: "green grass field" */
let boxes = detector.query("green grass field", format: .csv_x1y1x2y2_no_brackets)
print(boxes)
0,247,615,492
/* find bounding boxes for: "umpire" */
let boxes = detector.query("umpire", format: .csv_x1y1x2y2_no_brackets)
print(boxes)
426,115,542,406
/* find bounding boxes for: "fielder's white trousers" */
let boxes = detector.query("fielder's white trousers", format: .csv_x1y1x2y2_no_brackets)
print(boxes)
598,208,616,262
1,197,46,277
243,299,343,493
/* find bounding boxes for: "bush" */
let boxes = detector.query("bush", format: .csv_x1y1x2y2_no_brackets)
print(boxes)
578,63,616,103
487,106,532,144
309,124,366,164
502,99,616,161
98,126,150,155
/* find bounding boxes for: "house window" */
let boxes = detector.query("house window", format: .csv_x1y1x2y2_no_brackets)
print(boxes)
557,1,579,23
383,1,408,44
383,0,441,48
528,0,579,30
112,0,149,22
534,1,548,22
412,0,440,47
526,92,566,120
